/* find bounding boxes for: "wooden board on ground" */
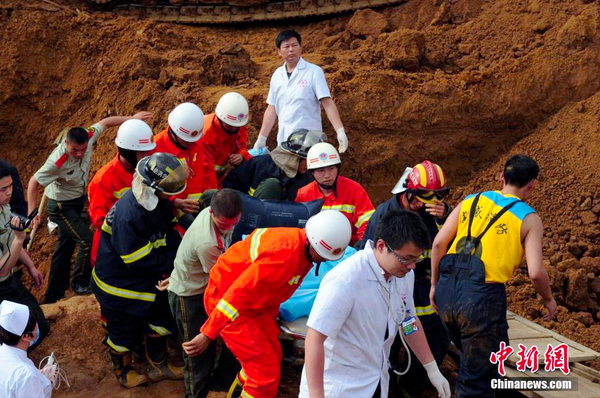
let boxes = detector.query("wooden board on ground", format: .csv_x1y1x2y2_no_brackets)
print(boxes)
505,311,600,397
507,310,600,365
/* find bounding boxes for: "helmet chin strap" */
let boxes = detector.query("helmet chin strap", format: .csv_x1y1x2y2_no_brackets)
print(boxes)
218,119,239,136
168,128,189,150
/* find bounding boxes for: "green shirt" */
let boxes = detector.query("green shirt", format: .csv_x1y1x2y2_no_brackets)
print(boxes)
168,207,233,297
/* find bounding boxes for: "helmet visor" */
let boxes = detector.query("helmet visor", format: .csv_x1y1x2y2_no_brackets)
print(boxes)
415,187,450,204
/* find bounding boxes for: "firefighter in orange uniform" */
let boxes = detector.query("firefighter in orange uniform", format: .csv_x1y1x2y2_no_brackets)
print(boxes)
202,93,252,188
182,210,352,398
295,142,375,245
88,120,156,265
155,103,217,214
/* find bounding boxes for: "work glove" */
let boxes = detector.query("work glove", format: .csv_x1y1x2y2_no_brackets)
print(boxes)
336,127,348,153
424,361,451,398
253,135,268,151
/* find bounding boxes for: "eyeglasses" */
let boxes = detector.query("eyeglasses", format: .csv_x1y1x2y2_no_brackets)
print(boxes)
385,242,424,265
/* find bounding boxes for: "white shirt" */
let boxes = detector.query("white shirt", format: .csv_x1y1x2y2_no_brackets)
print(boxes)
0,344,52,398
266,57,331,144
298,241,416,398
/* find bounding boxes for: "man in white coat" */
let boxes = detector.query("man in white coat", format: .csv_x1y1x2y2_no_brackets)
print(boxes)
253,29,348,153
300,210,451,398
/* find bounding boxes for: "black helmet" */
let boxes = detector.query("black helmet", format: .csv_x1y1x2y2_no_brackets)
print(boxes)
280,129,327,158
136,152,188,195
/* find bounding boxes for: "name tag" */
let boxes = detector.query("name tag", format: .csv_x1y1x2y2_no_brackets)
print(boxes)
402,316,419,336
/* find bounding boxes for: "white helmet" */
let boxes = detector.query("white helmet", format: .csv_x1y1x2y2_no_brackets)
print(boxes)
215,92,249,127
306,210,351,261
168,103,204,143
115,119,156,151
306,142,341,171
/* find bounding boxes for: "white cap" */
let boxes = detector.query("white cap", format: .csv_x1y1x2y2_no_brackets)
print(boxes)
0,301,30,336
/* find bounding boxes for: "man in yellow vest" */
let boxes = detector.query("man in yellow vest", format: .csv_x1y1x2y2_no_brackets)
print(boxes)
430,154,557,398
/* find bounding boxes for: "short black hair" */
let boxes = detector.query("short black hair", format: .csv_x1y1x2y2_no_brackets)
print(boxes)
211,189,243,219
66,127,90,145
503,155,539,188
0,312,37,347
276,30,302,48
375,210,431,251
0,163,12,180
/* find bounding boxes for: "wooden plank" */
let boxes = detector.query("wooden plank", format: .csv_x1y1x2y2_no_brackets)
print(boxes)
505,366,600,398
506,311,600,364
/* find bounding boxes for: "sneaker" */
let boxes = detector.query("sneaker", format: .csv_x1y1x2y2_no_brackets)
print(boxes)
72,284,92,295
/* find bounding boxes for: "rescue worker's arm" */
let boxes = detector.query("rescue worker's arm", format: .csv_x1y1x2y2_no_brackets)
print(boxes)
429,204,461,311
522,213,557,321
96,111,152,131
305,328,327,398
320,98,347,153
26,176,43,229
254,105,277,149
353,188,375,243
228,128,250,166
87,177,114,230
0,217,26,278
404,317,451,398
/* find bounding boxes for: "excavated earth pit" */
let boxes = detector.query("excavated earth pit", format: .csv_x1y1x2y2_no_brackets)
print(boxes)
1,0,600,396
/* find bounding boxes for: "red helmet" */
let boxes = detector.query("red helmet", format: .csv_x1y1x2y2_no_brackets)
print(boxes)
405,160,449,204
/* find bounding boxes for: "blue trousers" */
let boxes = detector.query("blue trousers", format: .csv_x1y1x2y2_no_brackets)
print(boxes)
435,254,509,398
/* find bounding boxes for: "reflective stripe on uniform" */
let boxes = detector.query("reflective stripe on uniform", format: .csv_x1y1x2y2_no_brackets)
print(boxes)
216,299,239,322
120,238,166,264
422,249,432,259
239,369,248,382
187,193,202,201
355,209,374,228
107,337,129,353
241,391,256,398
415,305,436,317
322,204,355,213
101,219,112,235
248,187,256,197
249,228,266,262
148,324,172,336
92,268,156,302
215,164,227,172
113,187,130,199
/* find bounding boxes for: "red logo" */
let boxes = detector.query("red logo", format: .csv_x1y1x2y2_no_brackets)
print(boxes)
332,248,342,255
191,130,199,137
319,240,332,251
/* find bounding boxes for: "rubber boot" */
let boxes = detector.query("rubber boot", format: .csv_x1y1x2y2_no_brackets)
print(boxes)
145,335,184,382
109,349,148,388
226,375,243,398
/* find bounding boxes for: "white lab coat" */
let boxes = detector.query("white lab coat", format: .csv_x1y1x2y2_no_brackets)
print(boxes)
0,343,52,398
299,241,416,398
266,57,331,144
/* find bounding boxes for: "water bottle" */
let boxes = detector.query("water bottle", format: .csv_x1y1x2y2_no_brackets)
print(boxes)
249,147,270,157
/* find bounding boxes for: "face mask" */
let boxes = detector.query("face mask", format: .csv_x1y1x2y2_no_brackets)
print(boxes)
29,329,39,347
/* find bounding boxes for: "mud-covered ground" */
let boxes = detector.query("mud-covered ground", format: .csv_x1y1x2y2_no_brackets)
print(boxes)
1,0,600,396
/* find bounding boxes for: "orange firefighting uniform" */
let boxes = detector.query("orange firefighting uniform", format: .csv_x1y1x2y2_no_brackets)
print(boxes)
201,113,252,188
201,228,313,398
154,128,217,201
87,155,133,265
295,175,375,245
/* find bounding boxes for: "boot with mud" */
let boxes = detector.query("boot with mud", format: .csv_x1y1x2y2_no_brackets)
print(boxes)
109,349,148,388
145,335,184,383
